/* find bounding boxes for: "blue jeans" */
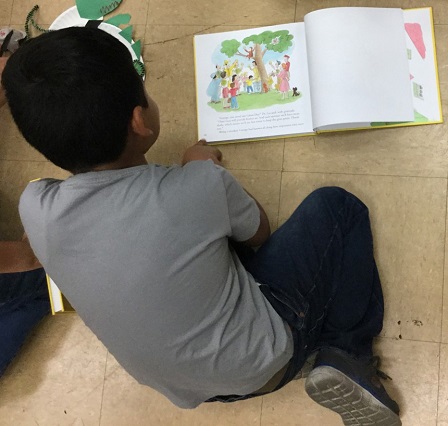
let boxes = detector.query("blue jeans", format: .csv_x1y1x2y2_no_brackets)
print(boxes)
209,187,384,402
0,268,50,376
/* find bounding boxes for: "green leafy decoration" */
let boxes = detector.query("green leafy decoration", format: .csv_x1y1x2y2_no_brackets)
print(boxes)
76,0,122,20
119,25,133,43
105,13,131,27
131,40,142,58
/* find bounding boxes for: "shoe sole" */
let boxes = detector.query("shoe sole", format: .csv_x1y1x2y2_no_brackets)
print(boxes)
305,366,402,426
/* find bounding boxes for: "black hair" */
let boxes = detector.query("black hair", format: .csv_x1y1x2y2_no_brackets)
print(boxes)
2,27,148,172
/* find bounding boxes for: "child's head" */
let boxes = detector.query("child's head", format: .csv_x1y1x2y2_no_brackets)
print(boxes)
249,75,253,80
2,27,159,173
230,82,235,88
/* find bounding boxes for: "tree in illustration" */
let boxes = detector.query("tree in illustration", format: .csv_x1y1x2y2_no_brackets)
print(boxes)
220,30,294,91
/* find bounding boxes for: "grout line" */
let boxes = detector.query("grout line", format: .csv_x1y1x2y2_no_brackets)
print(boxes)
378,335,444,345
225,168,448,180
98,351,110,426
276,140,286,229
437,342,442,423
436,179,448,423
439,179,448,342
259,396,264,426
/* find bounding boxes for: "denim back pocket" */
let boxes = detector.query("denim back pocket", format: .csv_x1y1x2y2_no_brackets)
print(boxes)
259,284,309,331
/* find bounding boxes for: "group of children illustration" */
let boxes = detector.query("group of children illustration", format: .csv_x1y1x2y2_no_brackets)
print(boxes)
206,53,295,110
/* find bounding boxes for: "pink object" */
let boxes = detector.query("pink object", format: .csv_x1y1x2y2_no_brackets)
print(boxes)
410,74,414,80
405,23,426,59
278,69,290,92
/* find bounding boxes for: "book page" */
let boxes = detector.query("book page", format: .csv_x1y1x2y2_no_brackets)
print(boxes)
401,8,443,124
47,276,63,314
304,7,414,130
194,23,314,143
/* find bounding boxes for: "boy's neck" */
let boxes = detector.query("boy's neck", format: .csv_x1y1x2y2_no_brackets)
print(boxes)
91,154,148,172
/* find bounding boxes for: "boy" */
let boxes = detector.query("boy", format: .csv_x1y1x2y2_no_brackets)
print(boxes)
2,28,401,425
0,235,49,377
0,57,50,377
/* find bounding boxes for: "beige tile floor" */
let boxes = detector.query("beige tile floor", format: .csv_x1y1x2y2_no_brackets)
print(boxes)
0,0,447,424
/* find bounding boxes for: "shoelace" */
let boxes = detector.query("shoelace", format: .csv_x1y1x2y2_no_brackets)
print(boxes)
370,355,393,381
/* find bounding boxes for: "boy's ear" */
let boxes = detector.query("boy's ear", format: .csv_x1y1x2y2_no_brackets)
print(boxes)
130,106,152,137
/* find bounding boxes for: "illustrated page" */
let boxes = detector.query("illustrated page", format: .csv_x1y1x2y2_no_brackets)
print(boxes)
401,8,443,124
304,7,414,130
194,23,314,143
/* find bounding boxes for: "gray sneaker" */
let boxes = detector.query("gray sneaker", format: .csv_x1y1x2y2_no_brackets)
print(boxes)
305,347,401,426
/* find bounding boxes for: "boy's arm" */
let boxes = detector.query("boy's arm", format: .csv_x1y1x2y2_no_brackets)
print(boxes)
241,191,270,247
182,141,270,247
0,236,42,273
0,57,8,109
182,140,223,166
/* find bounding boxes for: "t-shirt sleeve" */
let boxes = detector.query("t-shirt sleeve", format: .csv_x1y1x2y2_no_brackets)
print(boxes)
214,164,261,242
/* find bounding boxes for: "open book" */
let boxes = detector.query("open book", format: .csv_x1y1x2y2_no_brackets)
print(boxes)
193,7,442,144
47,276,75,314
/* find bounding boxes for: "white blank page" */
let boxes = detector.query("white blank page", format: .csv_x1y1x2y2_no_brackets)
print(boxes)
304,8,414,130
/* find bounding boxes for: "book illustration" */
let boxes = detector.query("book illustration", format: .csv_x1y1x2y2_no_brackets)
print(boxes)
413,81,424,99
405,23,426,59
401,9,441,125
205,29,302,113
374,15,436,128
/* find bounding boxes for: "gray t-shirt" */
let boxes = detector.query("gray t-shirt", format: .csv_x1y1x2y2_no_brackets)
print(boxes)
19,160,293,408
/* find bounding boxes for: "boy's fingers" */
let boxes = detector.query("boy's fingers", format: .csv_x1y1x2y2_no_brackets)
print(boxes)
197,139,207,146
214,148,223,161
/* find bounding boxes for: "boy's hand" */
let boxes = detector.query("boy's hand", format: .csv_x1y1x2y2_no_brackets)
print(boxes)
182,140,223,166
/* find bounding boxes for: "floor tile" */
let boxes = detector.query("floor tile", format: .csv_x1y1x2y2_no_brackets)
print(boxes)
435,26,448,85
261,379,340,425
100,353,262,426
10,0,148,26
373,337,439,426
283,122,448,178
229,169,282,231
0,314,106,426
278,173,446,342
10,0,74,26
0,0,12,24
439,344,448,424
144,25,205,165
442,197,448,344
147,0,296,26
0,160,70,239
